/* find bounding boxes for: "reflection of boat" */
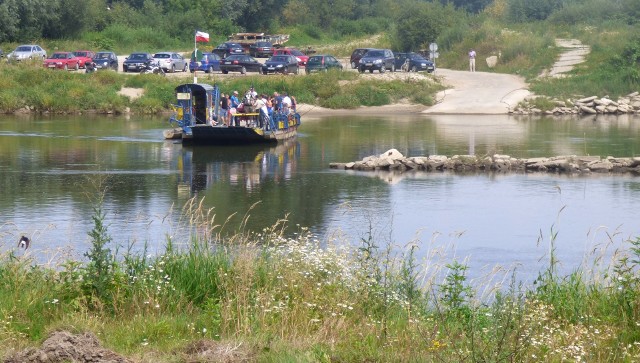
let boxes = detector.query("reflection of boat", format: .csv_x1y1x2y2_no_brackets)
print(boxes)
167,83,300,145
179,138,301,194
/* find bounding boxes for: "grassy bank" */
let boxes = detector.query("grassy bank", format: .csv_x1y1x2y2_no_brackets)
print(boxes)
1,199,639,362
0,63,442,114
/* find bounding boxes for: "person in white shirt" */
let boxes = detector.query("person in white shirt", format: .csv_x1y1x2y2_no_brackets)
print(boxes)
282,93,292,114
469,49,476,72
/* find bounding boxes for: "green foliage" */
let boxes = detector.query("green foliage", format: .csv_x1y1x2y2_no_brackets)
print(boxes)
507,0,565,22
83,203,116,307
393,2,461,52
439,260,473,314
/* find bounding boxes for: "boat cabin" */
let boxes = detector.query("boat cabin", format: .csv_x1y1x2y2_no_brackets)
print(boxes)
172,83,220,127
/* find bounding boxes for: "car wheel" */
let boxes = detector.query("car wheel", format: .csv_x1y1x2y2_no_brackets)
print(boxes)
241,66,246,75
351,61,356,69
123,67,127,73
207,66,213,74
74,63,79,71
369,69,374,73
183,63,187,72
358,67,364,73
411,65,417,72
391,64,395,72
171,64,176,73
380,66,386,73
222,70,228,74
284,66,288,74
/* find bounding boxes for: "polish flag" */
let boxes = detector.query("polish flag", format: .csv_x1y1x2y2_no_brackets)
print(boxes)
195,31,209,43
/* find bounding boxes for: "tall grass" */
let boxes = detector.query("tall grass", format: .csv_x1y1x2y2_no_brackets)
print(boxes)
1,196,640,361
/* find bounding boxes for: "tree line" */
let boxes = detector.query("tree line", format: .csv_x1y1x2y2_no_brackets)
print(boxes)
1,0,639,51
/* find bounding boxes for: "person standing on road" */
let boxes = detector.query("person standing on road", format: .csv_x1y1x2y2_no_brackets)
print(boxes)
469,49,476,72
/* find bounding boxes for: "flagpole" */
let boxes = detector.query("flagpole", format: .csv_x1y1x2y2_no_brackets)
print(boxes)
194,30,198,84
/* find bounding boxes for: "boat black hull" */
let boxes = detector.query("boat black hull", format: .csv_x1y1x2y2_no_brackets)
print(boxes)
182,125,298,145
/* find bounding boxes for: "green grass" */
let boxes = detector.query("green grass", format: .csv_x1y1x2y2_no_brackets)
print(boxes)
1,198,639,362
0,62,442,114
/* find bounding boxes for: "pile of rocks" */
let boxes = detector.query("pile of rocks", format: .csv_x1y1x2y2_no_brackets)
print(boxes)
329,149,640,175
512,92,640,115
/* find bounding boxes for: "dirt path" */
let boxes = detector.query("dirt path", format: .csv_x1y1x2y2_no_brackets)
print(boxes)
422,69,531,114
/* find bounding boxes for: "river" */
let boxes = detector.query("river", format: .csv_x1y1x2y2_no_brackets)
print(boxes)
1,113,639,284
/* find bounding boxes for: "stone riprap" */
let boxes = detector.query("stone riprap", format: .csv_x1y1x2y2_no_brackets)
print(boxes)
514,92,640,115
329,149,640,175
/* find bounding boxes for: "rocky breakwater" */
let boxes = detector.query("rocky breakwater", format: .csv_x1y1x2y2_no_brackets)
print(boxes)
329,149,640,175
513,92,640,115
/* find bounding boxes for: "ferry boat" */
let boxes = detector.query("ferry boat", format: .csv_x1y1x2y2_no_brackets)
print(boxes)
166,83,300,145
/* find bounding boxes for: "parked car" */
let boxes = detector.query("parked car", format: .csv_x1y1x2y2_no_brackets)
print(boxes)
305,54,343,74
43,52,80,70
92,51,118,71
153,52,188,73
122,52,154,72
358,49,395,73
6,44,47,62
212,42,245,58
394,52,435,73
350,48,375,69
219,55,262,74
273,48,309,66
249,41,274,58
189,52,221,73
72,50,95,68
261,55,299,75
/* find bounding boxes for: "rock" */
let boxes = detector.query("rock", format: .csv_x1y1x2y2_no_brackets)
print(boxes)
486,55,498,68
579,105,597,114
577,96,598,103
380,149,404,160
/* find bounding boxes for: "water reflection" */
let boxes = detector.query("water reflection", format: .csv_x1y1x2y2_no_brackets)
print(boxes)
178,139,301,195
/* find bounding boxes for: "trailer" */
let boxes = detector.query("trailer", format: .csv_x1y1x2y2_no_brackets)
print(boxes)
227,33,290,52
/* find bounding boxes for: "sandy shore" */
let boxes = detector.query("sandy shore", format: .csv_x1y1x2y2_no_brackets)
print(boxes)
296,101,429,118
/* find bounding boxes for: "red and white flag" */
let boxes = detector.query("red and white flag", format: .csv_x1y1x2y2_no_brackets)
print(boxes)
195,31,209,43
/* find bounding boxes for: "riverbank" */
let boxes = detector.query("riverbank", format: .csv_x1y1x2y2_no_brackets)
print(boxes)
2,210,639,362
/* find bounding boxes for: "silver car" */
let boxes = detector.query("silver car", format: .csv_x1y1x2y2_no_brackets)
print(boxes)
7,44,47,62
152,52,188,73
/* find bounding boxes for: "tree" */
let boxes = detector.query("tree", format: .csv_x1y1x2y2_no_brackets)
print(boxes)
394,2,454,51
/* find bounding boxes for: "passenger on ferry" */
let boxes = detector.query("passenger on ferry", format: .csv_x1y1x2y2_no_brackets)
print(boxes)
282,93,292,114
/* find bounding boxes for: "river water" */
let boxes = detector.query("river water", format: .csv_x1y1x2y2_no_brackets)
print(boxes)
1,113,639,284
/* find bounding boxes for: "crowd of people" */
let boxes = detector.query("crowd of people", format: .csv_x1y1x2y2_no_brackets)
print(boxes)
217,87,297,128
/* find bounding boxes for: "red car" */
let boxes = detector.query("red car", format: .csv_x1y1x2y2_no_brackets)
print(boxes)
273,48,309,66
72,50,95,68
43,52,80,70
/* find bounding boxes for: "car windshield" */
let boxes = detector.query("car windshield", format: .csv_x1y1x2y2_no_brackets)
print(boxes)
409,54,425,60
154,54,170,58
256,42,271,47
130,54,147,60
290,49,304,56
365,50,384,57
95,53,110,59
226,55,241,60
16,46,32,52
270,56,288,62
51,53,67,59
74,52,88,57
308,57,322,64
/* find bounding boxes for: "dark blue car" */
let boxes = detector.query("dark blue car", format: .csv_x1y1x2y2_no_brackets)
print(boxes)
189,52,221,73
394,52,435,73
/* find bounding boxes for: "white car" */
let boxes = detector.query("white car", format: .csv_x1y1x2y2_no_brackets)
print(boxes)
152,52,188,73
7,44,47,62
